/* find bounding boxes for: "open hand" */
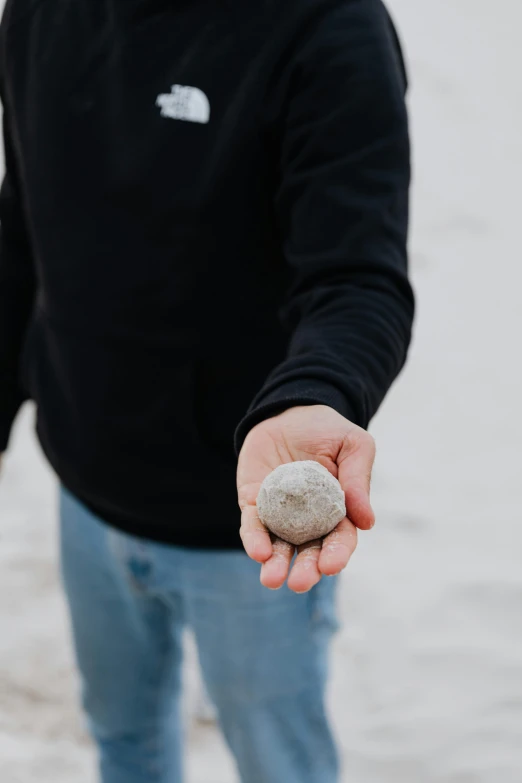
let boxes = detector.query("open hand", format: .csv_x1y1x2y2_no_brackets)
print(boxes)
237,405,376,593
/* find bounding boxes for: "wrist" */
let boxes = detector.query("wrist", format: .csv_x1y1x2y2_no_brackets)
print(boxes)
234,379,356,456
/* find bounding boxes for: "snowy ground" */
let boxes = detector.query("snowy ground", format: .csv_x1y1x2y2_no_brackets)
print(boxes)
1,1,522,781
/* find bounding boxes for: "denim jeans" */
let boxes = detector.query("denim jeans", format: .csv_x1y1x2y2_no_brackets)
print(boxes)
59,487,340,783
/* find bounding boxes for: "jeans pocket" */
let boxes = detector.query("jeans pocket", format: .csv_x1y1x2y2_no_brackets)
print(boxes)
308,575,340,640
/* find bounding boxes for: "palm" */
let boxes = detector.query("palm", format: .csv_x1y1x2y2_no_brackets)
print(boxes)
237,405,375,593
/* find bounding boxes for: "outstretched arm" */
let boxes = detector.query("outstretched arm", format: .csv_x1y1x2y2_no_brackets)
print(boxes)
236,0,414,591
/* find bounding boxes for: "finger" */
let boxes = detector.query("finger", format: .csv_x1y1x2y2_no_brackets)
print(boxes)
338,435,376,530
287,539,323,594
260,536,295,590
239,505,273,563
318,517,358,576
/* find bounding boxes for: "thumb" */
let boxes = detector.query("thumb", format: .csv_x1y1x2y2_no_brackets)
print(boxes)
337,432,376,530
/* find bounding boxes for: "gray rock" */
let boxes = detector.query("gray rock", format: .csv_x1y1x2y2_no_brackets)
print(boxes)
256,461,346,546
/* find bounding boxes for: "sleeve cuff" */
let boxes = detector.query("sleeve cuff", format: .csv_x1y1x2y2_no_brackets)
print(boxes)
0,398,24,452
234,379,359,455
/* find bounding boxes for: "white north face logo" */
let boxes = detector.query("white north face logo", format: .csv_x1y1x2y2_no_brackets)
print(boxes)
156,84,210,124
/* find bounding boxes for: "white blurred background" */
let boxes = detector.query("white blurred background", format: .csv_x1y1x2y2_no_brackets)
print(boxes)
1,1,521,781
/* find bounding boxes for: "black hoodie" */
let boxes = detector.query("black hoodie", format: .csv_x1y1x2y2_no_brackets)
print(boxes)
0,0,414,547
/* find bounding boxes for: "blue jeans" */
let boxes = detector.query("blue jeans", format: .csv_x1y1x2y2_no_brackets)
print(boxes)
59,487,340,783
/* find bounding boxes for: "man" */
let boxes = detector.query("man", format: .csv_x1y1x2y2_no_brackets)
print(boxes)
0,0,413,780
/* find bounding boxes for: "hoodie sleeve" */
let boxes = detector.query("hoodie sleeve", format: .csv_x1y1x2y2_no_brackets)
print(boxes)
0,98,36,450
234,0,414,452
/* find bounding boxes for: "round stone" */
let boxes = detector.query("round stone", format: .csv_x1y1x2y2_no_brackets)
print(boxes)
256,461,346,546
